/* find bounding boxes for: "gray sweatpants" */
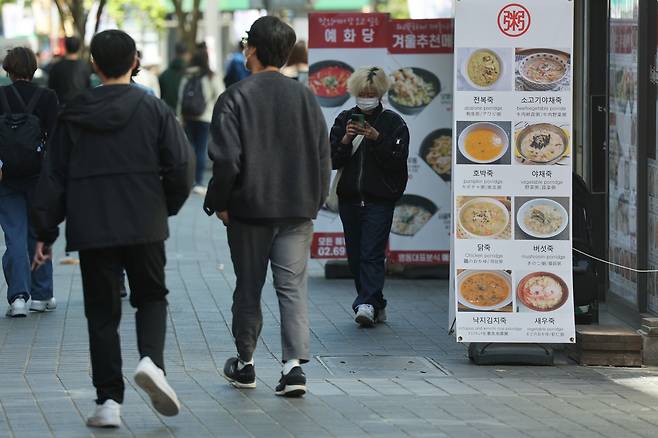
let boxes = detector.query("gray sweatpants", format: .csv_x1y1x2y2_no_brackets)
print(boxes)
226,219,312,363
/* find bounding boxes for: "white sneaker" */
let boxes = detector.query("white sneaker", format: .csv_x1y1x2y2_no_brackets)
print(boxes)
376,307,387,323
6,298,27,318
134,357,180,417
30,298,57,312
86,399,121,428
355,304,375,327
192,185,207,196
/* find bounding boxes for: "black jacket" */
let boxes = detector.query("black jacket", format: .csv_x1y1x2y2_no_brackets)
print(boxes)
32,84,194,251
47,59,91,106
330,105,409,204
203,71,331,221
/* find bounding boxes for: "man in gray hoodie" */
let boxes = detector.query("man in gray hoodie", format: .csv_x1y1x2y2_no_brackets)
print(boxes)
203,16,331,397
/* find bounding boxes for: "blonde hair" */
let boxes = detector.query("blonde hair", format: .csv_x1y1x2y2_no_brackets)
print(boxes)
347,66,390,98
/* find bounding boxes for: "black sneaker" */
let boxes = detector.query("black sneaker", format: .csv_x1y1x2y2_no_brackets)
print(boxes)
223,357,256,388
275,366,306,397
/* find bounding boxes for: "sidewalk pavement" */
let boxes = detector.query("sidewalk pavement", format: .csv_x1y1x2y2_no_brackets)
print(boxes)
2,193,658,438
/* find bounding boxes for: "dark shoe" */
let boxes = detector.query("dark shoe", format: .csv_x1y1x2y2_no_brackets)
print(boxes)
119,284,128,298
223,357,256,389
275,366,306,397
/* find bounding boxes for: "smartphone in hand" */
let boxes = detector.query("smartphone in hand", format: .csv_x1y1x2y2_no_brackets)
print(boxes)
350,113,365,127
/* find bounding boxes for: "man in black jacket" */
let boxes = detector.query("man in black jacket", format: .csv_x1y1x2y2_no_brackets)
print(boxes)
204,16,331,398
32,30,194,428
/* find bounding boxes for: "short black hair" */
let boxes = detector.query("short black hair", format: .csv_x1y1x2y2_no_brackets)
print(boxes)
247,16,296,68
3,47,38,80
90,30,136,79
64,37,81,54
175,42,188,57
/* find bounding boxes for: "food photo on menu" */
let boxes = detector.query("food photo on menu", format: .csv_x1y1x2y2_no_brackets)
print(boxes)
456,196,512,240
391,195,438,237
419,128,452,181
308,60,354,107
514,122,571,165
516,271,570,313
514,197,570,241
515,48,571,92
456,121,512,165
456,47,514,91
457,270,513,313
388,67,440,115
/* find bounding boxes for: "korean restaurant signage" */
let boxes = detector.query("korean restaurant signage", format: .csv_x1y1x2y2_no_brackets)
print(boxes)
308,13,454,266
451,0,575,343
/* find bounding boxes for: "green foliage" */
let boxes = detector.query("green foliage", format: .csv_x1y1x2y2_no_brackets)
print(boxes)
376,0,410,19
106,0,166,29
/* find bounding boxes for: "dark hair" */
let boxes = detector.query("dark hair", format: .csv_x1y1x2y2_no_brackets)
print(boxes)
190,46,214,78
247,16,296,68
3,47,38,80
286,41,307,66
175,42,188,57
90,30,136,79
64,37,81,54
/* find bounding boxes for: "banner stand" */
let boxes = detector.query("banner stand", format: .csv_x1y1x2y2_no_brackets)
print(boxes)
468,342,554,366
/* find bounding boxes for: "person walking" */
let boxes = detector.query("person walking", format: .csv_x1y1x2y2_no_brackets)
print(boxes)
0,47,59,317
281,41,309,84
31,30,194,428
329,66,409,327
47,37,91,107
159,42,190,111
203,16,331,397
178,46,224,195
223,40,250,87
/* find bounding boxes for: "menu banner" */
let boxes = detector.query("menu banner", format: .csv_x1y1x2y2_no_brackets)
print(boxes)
309,13,454,265
452,0,575,343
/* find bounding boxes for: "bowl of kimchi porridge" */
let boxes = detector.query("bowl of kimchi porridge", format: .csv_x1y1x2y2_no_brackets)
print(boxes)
519,52,568,90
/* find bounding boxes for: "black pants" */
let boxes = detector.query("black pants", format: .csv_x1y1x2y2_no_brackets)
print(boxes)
79,242,169,404
339,202,394,314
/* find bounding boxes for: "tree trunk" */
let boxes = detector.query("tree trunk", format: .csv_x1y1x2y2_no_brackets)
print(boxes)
94,0,108,35
171,0,201,51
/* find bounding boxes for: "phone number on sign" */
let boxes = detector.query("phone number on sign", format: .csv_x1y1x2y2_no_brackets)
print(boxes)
316,245,347,257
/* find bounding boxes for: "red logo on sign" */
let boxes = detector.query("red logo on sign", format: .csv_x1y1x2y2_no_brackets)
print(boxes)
497,3,531,37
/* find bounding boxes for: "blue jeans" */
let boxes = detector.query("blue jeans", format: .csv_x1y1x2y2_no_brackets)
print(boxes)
184,119,210,186
339,202,394,314
0,182,53,303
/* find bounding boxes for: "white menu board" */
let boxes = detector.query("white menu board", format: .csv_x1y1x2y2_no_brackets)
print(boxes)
452,0,575,343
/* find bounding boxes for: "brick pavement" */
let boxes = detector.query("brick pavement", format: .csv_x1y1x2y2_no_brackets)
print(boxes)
2,193,658,437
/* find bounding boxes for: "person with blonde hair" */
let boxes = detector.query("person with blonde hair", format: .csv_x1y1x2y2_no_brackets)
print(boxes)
329,66,409,327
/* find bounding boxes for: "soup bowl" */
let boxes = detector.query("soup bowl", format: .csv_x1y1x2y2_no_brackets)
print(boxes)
457,270,513,311
458,122,509,164
458,197,510,239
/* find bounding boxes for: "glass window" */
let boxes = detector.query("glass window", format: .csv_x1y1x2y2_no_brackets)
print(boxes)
608,0,640,305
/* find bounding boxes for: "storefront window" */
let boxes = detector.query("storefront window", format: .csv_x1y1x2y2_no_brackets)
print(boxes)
608,0,639,305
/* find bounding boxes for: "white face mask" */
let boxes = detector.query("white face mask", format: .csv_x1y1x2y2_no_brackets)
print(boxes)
356,97,380,112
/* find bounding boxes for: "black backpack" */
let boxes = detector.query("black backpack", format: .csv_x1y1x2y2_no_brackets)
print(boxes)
0,86,44,179
180,74,206,118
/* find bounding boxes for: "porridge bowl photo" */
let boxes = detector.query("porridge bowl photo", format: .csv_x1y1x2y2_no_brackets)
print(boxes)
519,52,568,91
517,198,569,239
517,272,569,312
462,49,504,90
516,123,569,165
458,197,510,239
458,270,513,311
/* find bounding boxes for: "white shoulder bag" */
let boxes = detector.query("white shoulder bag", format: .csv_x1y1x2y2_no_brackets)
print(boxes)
325,134,364,212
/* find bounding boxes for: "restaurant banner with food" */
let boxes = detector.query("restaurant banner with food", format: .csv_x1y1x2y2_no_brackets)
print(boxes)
452,0,576,343
308,13,454,265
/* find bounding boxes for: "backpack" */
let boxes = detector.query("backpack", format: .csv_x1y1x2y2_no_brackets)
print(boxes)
181,74,206,118
0,86,44,179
